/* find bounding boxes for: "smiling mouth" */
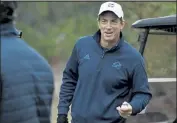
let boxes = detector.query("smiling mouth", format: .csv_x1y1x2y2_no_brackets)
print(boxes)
105,32,113,36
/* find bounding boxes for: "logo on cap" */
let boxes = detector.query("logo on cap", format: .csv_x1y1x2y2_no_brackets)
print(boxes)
108,3,114,8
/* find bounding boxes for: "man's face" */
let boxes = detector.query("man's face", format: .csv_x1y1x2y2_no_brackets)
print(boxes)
98,11,125,43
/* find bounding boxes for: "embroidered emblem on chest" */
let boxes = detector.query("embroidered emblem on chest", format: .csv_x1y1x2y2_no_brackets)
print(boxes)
83,54,90,60
112,61,122,69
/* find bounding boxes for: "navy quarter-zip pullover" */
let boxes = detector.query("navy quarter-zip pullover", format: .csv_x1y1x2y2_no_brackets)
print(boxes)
58,31,152,123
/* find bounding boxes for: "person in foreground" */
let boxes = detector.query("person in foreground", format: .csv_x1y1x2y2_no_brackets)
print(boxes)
0,1,54,123
57,2,152,123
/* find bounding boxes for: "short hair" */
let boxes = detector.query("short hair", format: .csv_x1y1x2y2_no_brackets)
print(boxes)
0,1,17,23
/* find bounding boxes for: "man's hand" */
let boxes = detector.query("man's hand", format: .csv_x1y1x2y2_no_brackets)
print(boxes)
116,101,132,119
57,114,68,123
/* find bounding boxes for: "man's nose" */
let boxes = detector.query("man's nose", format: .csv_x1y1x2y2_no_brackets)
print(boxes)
105,22,112,29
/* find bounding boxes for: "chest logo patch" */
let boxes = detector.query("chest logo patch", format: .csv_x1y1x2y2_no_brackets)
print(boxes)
80,54,90,64
83,54,90,60
112,61,122,69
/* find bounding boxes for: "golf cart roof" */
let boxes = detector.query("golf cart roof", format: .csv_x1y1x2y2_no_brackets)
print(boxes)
132,14,177,33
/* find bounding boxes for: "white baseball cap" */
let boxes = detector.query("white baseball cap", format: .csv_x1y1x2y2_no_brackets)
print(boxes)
98,2,124,19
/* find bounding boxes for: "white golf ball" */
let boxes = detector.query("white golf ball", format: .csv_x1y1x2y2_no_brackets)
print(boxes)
121,104,128,110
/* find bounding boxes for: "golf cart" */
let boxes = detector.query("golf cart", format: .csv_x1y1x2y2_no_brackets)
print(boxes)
132,14,176,56
127,14,176,123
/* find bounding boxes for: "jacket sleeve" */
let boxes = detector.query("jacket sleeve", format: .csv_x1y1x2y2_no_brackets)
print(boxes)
129,58,152,115
0,75,2,103
58,44,79,115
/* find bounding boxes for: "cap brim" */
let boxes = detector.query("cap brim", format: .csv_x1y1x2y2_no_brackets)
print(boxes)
98,10,121,18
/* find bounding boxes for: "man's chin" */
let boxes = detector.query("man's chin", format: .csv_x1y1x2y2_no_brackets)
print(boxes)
104,38,114,42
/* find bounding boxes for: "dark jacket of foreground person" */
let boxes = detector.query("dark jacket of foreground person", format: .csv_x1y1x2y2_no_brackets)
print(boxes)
0,2,54,123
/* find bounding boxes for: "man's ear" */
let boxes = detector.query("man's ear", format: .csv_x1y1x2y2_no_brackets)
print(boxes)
120,21,126,30
97,20,100,29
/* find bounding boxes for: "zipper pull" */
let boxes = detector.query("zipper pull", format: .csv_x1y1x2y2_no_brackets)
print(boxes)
102,51,105,58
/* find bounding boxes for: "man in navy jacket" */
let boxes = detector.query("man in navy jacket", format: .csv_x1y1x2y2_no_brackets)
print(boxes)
0,2,54,123
57,2,152,123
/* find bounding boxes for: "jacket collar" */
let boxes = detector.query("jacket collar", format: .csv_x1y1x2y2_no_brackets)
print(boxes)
93,30,124,52
0,22,22,37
